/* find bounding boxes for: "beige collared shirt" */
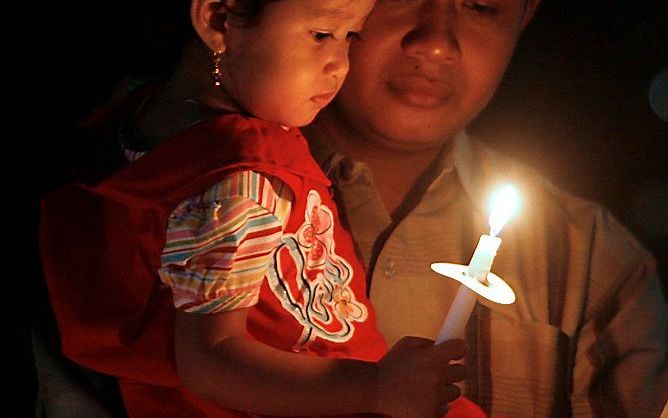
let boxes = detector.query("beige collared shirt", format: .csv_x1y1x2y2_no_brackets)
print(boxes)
306,127,667,418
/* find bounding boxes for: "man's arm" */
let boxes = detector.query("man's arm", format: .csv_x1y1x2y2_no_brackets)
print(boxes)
32,328,120,418
571,210,667,418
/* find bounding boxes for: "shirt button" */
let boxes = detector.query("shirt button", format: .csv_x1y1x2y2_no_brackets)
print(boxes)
383,259,396,278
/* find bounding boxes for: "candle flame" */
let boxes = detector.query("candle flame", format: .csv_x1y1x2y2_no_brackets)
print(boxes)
488,184,520,237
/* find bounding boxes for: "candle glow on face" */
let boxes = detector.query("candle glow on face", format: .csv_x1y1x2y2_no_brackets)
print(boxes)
488,185,520,237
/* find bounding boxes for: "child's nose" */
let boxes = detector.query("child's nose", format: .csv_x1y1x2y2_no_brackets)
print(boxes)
323,46,350,79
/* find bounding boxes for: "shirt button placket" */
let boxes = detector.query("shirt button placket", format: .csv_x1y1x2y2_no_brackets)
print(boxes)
383,259,396,279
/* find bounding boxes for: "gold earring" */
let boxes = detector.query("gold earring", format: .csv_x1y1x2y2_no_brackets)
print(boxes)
212,50,224,87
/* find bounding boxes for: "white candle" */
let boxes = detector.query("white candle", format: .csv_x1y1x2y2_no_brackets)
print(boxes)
435,235,501,343
467,235,502,283
433,185,519,344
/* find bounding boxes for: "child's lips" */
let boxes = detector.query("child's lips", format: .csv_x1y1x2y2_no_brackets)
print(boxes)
311,91,336,106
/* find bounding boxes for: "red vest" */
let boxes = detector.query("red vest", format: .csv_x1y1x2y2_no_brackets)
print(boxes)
40,88,489,418
40,106,386,417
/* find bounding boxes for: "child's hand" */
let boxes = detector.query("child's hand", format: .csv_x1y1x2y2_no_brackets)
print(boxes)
375,337,466,418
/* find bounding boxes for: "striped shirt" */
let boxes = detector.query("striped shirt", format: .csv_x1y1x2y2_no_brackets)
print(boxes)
158,171,293,313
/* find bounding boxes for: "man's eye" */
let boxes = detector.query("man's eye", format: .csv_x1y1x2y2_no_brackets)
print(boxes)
346,32,363,42
311,31,334,43
464,1,497,15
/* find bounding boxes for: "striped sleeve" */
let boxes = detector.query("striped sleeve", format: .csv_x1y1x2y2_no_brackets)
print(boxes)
158,170,293,314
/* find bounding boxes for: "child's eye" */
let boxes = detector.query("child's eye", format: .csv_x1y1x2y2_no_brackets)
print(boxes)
346,32,363,42
311,31,334,43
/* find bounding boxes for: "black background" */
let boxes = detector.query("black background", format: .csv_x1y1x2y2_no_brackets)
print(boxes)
11,0,667,416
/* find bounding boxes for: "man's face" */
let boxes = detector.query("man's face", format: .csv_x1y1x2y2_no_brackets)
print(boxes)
327,0,536,150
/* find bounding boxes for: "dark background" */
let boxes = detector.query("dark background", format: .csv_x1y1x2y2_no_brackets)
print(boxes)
470,1,668,283
12,0,667,416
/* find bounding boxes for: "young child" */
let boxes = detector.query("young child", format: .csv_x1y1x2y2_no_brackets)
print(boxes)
39,1,489,417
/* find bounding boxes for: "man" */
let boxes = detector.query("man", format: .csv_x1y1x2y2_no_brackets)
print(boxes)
301,0,667,417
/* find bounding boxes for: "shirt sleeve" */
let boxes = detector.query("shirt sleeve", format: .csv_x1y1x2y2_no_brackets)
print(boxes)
159,170,294,314
570,208,667,418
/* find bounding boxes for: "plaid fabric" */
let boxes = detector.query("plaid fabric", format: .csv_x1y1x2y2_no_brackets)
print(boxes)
307,128,667,418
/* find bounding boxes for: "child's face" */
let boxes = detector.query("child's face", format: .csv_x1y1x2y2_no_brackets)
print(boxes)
221,0,375,127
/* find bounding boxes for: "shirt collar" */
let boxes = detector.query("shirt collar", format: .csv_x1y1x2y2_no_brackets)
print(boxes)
455,130,532,229
304,124,512,222
454,130,491,221
301,124,342,177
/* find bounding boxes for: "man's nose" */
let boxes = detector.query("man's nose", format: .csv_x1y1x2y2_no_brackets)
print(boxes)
401,2,461,64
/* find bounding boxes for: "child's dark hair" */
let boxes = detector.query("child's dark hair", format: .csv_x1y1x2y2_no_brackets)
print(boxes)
158,0,283,48
177,0,283,36
125,0,281,77
226,0,283,27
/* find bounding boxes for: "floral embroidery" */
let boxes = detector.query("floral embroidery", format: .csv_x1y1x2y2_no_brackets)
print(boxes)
297,191,333,267
333,287,365,320
267,190,368,349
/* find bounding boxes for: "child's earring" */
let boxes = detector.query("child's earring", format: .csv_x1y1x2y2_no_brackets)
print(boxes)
212,50,224,87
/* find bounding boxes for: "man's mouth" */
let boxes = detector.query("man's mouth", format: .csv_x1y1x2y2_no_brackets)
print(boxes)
386,76,455,108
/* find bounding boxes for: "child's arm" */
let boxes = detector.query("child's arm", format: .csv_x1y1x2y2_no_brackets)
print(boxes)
175,308,467,418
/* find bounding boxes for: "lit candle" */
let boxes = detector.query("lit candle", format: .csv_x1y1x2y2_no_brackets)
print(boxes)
432,185,520,344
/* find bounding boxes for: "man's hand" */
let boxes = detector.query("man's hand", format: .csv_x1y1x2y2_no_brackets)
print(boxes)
32,328,116,418
375,336,467,418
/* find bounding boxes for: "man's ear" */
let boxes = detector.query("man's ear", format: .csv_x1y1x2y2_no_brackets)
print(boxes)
520,0,541,29
191,0,229,52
